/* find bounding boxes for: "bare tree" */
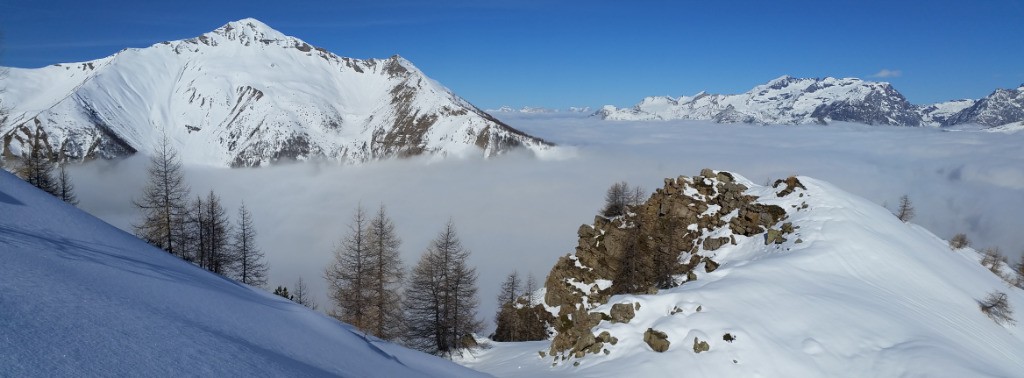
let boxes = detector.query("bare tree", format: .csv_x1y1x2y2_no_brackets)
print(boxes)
193,190,233,274
895,194,915,223
231,202,267,287
325,205,372,331
493,271,522,342
133,134,191,257
949,233,970,250
16,134,58,196
601,181,630,217
1013,257,1024,289
404,220,481,356
292,277,318,310
629,185,646,208
979,291,1015,325
523,273,537,306
366,204,406,341
980,247,1007,278
56,162,77,205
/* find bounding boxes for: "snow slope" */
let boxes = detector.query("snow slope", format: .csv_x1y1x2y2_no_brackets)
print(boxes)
0,18,550,167
457,172,1024,377
0,170,488,377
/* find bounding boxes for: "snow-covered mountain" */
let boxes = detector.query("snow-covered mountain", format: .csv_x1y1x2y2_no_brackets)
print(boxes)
459,170,1024,377
0,170,487,377
488,106,592,114
943,84,1024,127
0,18,550,167
597,76,1024,128
597,76,923,126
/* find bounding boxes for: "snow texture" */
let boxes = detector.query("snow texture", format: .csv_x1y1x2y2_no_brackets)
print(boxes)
0,170,488,377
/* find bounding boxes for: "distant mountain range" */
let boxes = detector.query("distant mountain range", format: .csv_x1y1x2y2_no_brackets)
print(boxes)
0,18,551,167
488,106,593,114
597,76,1024,127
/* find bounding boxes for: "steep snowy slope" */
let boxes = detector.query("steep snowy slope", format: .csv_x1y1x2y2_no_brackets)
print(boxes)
458,171,1024,377
0,18,550,167
0,171,487,377
597,76,923,125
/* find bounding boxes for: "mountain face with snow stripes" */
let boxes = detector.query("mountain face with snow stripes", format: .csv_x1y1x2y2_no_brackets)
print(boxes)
0,18,551,167
597,76,1024,128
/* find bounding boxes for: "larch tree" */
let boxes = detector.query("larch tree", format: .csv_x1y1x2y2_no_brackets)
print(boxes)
492,271,521,342
200,190,233,275
895,194,915,223
56,159,78,206
325,205,373,331
16,134,58,196
231,202,267,287
601,181,630,217
366,204,406,341
404,220,481,356
133,134,191,257
292,277,318,310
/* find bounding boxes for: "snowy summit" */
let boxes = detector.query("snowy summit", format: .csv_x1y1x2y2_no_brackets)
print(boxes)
0,18,551,167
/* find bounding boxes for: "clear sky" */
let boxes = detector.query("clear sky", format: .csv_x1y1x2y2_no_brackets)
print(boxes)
2,0,1022,109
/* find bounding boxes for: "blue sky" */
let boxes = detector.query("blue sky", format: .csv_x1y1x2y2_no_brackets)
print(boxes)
2,0,1022,109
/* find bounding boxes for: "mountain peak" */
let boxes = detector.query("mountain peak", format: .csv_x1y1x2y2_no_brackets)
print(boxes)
209,18,289,43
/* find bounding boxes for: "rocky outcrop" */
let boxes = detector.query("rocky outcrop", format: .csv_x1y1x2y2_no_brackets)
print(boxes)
943,84,1024,127
540,169,802,361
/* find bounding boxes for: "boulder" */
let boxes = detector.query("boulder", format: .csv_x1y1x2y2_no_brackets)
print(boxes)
610,303,636,323
692,337,710,353
644,328,671,352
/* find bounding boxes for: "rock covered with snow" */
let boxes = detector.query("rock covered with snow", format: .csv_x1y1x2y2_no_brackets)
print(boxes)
471,169,1024,377
943,84,1024,127
597,76,923,126
0,18,551,167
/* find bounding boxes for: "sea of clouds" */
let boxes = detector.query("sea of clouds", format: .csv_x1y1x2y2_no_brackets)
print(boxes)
69,115,1024,332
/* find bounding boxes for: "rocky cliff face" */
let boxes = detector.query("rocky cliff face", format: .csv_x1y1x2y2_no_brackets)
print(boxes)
535,169,799,360
942,84,1024,127
0,18,551,167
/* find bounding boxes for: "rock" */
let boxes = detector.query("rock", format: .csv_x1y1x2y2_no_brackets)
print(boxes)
772,176,807,197
703,236,730,251
610,303,636,323
704,258,720,273
765,228,787,245
597,331,612,343
693,337,710,353
723,333,736,343
781,222,794,234
644,328,671,352
460,334,478,349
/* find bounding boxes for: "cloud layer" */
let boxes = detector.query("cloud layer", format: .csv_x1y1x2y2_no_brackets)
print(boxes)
69,116,1024,332
871,68,903,78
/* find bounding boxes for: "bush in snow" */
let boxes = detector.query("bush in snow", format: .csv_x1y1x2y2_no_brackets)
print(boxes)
979,291,1015,326
949,233,970,250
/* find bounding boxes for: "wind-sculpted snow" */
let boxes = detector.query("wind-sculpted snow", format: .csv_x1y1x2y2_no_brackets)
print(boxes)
0,18,550,167
0,171,488,377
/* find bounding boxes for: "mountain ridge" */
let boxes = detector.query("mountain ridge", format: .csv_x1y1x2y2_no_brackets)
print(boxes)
0,18,551,167
597,76,1024,128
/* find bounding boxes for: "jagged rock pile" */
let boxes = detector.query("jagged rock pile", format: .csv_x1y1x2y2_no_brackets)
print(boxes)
532,169,800,360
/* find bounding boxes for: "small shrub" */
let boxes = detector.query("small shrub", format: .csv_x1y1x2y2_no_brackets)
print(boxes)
949,233,970,250
979,291,1015,326
723,333,736,343
980,247,1008,278
895,195,915,222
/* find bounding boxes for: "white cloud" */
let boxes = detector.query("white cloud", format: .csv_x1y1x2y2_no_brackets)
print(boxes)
68,115,1024,332
870,69,903,78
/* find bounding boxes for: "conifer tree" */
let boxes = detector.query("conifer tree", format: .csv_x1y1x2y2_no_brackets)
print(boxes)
366,204,405,340
56,160,78,206
133,134,190,257
200,190,233,274
492,271,522,341
292,277,318,310
325,205,372,330
231,202,267,287
16,135,58,196
404,220,481,356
